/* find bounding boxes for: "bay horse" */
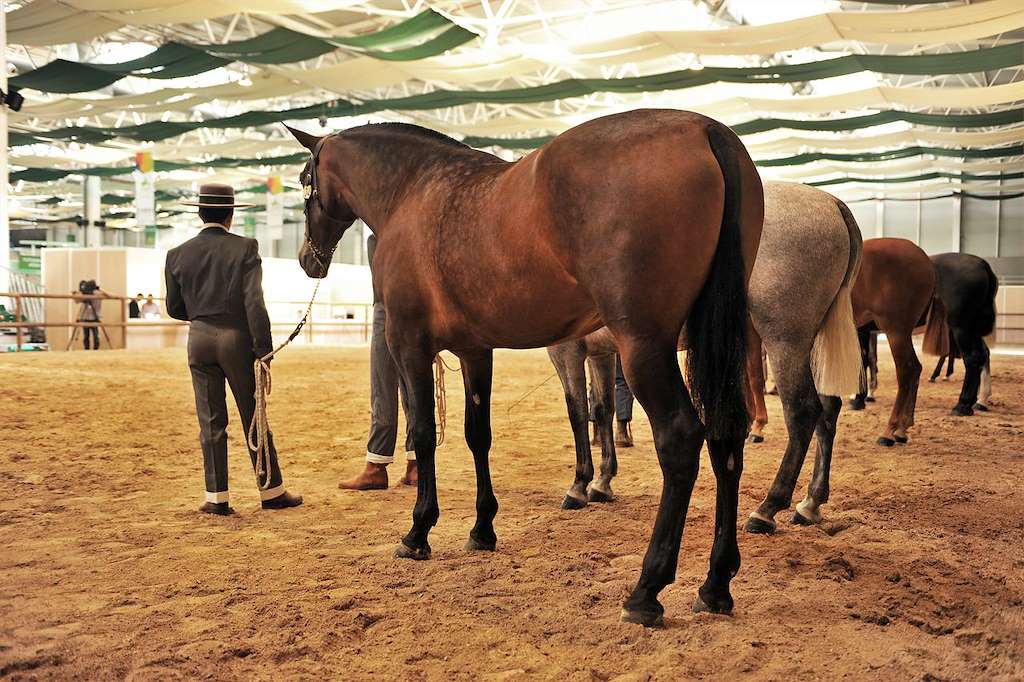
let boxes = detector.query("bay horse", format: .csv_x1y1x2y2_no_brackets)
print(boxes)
848,238,946,446
548,182,862,536
931,252,998,415
286,110,764,627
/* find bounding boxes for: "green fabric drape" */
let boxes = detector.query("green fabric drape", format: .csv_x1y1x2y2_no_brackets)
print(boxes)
757,144,1024,167
11,10,475,94
9,40,1024,137
13,143,1024,183
809,171,1024,187
848,191,1024,202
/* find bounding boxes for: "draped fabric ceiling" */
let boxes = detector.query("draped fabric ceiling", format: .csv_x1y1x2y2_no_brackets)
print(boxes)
7,0,1024,223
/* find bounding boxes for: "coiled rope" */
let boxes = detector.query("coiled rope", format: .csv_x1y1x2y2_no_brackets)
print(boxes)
248,279,321,489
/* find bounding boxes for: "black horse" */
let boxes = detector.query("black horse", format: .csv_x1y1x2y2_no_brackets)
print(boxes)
931,253,998,416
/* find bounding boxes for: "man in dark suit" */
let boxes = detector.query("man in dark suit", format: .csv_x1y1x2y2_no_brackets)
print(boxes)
165,183,302,515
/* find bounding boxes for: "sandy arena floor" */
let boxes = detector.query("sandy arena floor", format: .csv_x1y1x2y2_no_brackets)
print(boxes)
1,346,1022,680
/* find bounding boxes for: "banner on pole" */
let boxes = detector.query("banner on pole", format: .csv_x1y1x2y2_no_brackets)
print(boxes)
134,151,156,230
266,175,284,240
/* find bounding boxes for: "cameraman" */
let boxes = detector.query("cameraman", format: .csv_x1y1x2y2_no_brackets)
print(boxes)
73,279,107,350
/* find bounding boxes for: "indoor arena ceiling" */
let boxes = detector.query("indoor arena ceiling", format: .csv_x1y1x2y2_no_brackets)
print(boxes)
6,0,1024,224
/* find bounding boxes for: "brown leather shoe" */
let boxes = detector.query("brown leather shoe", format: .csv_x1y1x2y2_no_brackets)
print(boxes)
615,420,634,448
339,462,388,490
398,460,418,486
262,490,303,509
199,501,234,516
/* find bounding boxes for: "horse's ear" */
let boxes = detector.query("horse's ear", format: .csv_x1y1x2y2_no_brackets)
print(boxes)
284,124,322,152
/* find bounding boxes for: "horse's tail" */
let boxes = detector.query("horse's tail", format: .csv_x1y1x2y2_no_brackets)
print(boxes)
810,199,863,397
980,259,999,347
686,123,754,440
922,294,950,357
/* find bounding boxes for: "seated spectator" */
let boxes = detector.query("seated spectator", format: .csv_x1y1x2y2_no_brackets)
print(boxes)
141,294,161,319
129,293,143,319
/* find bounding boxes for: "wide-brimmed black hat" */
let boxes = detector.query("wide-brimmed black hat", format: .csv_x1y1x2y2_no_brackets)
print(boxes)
181,183,254,208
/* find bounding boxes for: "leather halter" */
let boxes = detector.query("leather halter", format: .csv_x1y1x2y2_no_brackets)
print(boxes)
301,133,346,274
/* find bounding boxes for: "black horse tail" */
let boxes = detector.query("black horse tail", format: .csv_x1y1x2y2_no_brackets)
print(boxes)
979,259,999,341
686,123,755,440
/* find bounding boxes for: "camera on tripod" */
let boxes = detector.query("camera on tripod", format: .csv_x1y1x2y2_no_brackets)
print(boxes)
78,279,100,295
70,280,109,351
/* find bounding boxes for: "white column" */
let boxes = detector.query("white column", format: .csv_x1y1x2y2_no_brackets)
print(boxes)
84,175,101,247
951,192,962,253
874,197,885,238
0,0,10,294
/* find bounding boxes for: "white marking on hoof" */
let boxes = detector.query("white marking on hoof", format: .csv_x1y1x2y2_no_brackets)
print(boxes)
748,510,775,528
795,497,822,524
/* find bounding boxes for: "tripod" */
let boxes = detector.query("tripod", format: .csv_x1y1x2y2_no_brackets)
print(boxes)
67,300,112,351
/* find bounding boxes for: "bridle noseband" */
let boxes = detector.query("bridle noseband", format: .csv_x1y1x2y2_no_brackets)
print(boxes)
301,133,348,275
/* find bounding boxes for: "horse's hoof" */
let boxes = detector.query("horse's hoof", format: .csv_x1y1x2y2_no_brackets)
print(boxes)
587,486,614,503
744,516,776,535
464,536,496,552
928,378,936,384
974,403,989,412
847,400,865,411
620,606,664,628
877,437,896,447
693,592,733,615
561,495,588,510
950,404,974,417
394,541,431,560
894,435,908,444
865,396,876,403
792,511,816,526
748,433,764,444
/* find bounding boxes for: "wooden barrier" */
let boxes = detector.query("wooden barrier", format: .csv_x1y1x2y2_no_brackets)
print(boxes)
0,291,372,352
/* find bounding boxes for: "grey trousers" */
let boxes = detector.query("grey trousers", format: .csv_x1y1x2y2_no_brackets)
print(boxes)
590,355,634,422
188,319,283,503
366,302,414,464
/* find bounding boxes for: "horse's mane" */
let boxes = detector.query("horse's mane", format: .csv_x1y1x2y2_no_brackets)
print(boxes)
347,122,471,152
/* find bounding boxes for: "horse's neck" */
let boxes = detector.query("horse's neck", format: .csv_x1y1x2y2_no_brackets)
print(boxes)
342,135,503,231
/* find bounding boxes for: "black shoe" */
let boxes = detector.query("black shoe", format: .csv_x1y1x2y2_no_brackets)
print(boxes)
262,490,303,510
199,501,234,516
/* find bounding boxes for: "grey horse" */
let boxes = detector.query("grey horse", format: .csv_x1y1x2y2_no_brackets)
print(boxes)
548,181,863,535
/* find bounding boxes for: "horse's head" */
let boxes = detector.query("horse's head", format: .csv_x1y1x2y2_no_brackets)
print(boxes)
286,125,357,278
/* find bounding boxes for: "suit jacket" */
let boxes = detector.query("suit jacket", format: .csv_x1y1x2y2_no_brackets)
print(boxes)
164,226,273,357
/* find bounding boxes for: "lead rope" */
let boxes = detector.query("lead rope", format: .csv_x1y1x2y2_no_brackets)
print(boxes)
432,354,461,448
248,278,322,489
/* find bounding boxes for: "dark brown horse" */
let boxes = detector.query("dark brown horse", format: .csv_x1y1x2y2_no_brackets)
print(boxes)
931,252,998,415
849,238,945,446
286,110,763,626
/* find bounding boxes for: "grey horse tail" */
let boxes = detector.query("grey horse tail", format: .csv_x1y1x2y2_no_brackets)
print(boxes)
808,198,865,397
833,200,863,289
685,122,751,440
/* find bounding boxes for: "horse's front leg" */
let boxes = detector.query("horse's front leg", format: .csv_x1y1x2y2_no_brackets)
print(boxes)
548,341,594,509
587,353,617,503
460,350,498,552
392,341,439,561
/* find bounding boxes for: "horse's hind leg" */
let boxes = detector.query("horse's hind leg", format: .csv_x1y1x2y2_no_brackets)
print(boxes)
883,330,920,445
849,328,871,410
747,327,768,443
391,343,440,560
548,341,594,509
794,394,841,525
930,355,946,383
587,353,617,503
951,328,987,416
696,432,744,613
977,352,992,410
746,344,820,534
617,340,705,627
461,350,498,551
